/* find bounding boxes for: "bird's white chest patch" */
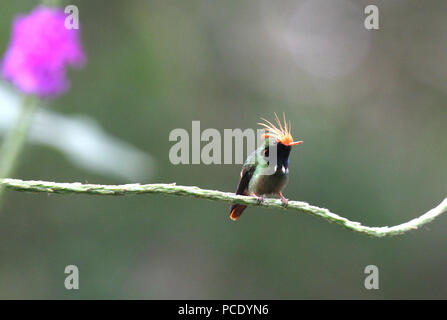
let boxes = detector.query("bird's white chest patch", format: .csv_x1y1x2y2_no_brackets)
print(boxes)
278,165,288,174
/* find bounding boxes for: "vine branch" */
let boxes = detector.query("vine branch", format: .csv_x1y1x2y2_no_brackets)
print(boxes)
0,178,446,237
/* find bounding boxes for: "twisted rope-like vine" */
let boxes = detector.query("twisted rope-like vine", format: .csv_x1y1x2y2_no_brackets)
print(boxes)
1,178,446,237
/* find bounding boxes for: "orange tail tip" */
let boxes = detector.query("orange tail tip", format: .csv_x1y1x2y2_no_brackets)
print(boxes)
229,204,247,221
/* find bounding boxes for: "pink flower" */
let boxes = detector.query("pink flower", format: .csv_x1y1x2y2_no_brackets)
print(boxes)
1,6,85,98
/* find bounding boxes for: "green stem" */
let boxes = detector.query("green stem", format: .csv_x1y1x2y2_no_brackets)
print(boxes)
0,97,37,206
0,177,446,237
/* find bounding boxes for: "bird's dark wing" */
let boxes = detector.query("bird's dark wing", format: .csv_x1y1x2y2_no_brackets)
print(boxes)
235,165,255,196
229,165,256,221
234,146,261,195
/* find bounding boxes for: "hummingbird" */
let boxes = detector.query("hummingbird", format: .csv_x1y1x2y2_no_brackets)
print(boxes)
229,113,303,221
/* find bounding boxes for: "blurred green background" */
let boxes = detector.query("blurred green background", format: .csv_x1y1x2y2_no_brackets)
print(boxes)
0,0,446,299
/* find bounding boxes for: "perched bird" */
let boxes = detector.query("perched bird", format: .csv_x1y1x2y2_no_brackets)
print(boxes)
230,114,303,221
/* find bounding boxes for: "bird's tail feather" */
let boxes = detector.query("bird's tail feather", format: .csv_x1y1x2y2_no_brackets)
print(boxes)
229,204,247,221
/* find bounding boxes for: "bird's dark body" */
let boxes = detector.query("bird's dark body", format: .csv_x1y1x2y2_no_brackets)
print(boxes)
229,141,292,220
249,168,288,195
249,142,290,195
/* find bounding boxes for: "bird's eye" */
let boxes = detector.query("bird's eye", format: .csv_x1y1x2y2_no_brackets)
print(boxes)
263,148,269,157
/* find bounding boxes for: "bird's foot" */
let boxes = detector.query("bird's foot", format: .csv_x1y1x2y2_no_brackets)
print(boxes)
278,192,288,208
251,193,264,204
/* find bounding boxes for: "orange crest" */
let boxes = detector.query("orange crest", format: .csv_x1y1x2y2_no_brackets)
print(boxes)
258,113,303,147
